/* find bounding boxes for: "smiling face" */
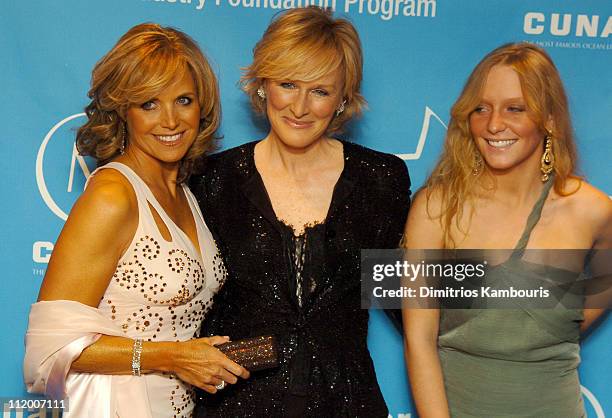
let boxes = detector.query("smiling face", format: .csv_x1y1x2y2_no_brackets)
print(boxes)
263,69,343,149
469,64,546,176
125,70,201,167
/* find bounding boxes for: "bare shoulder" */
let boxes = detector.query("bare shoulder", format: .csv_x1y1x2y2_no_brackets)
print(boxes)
38,168,139,303
403,187,444,249
562,179,611,227
60,167,139,258
75,168,137,220
556,179,611,246
83,167,136,202
410,187,444,219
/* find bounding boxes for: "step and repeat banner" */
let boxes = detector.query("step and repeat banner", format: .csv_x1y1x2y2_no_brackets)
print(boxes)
1,0,610,416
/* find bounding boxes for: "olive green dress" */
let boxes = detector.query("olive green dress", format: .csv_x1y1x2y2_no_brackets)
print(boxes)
438,179,585,418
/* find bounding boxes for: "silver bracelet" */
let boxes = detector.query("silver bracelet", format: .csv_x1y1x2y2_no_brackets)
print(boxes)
131,338,143,376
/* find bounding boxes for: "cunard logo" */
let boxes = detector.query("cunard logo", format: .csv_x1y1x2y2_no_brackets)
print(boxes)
523,12,612,38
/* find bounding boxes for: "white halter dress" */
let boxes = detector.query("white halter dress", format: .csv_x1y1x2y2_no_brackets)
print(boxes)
24,162,226,418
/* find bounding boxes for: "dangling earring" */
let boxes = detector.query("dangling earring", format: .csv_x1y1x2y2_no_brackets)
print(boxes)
335,100,346,117
472,150,483,176
540,130,554,182
257,86,266,100
119,123,127,155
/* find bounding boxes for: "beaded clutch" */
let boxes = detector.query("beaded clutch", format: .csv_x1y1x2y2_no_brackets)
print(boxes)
217,335,279,372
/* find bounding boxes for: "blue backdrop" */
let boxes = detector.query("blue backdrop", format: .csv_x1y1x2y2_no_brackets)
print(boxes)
1,1,610,416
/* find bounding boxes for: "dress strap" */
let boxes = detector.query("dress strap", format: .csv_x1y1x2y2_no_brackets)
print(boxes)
87,162,176,239
87,162,151,201
512,174,555,254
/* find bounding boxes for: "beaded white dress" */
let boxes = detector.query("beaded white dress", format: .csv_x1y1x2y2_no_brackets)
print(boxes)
24,162,226,418
76,162,225,417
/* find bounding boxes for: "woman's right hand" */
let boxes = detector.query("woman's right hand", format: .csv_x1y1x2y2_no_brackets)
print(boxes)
168,336,250,393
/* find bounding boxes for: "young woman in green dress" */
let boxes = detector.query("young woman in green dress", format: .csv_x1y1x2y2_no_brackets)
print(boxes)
402,43,610,418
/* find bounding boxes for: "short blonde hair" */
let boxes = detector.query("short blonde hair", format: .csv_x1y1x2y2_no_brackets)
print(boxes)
241,6,365,135
76,22,220,182
426,42,579,247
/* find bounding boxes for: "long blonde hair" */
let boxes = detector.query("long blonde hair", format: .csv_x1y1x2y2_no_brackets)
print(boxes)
76,23,220,182
426,43,579,247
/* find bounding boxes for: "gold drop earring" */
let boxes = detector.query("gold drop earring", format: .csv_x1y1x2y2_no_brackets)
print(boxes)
472,150,483,176
540,130,554,182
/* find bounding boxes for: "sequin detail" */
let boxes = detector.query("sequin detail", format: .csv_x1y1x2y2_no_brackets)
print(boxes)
93,162,226,418
190,141,411,417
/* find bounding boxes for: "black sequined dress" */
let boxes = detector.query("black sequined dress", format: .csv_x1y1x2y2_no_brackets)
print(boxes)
190,140,411,417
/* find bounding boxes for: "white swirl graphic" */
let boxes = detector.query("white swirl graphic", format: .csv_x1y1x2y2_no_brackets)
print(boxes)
582,384,605,418
36,113,88,221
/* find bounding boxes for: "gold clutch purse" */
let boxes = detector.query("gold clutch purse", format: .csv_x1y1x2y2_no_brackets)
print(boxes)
217,335,279,372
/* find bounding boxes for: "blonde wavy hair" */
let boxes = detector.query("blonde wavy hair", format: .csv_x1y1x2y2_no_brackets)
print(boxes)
76,23,220,182
241,6,366,135
426,42,579,247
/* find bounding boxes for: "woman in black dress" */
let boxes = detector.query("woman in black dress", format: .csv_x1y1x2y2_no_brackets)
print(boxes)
192,7,411,417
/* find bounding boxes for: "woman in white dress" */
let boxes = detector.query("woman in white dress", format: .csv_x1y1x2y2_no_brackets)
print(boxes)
24,23,249,418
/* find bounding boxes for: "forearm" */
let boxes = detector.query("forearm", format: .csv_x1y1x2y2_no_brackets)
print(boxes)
69,334,248,393
405,341,450,418
71,335,176,375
